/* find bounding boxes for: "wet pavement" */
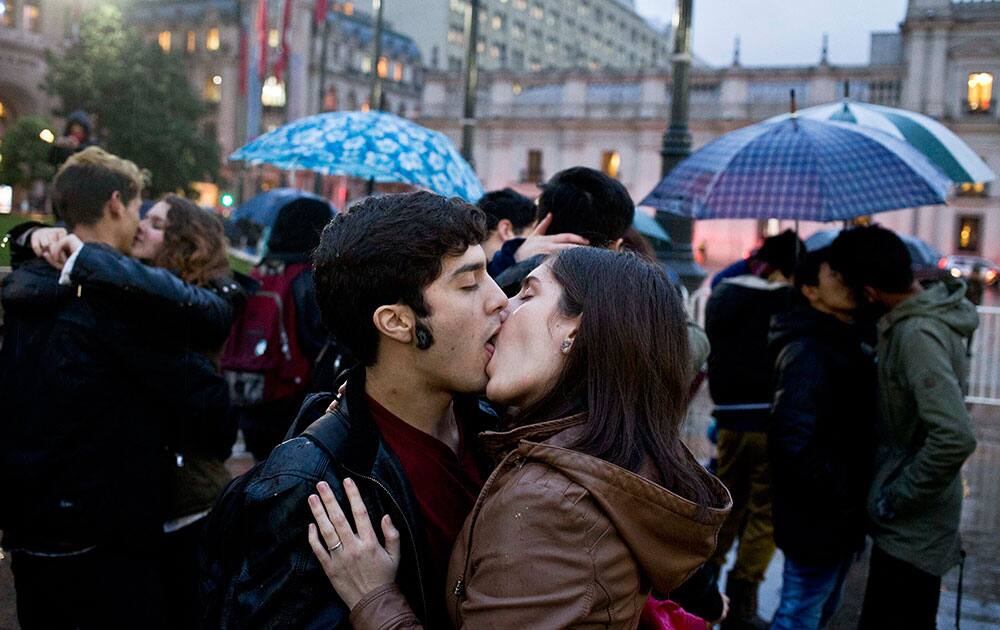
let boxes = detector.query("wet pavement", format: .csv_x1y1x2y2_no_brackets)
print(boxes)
1,396,998,628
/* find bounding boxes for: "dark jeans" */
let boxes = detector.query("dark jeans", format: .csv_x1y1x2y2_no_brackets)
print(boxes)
859,545,941,629
11,542,166,630
771,554,853,629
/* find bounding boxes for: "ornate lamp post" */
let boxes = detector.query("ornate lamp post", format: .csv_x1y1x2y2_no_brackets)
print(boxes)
656,0,706,292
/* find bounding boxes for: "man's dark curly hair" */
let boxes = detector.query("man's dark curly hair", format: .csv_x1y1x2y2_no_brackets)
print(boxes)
313,191,487,366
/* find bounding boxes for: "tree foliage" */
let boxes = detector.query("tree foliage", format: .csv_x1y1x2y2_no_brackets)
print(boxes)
0,115,56,187
45,5,220,196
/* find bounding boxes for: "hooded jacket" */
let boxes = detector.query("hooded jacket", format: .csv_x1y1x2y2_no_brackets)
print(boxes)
869,279,978,576
767,303,877,565
348,415,732,629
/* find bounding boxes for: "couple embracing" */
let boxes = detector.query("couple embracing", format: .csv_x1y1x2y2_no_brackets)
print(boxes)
206,188,731,628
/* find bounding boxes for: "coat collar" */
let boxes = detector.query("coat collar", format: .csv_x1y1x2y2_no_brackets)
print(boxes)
478,413,588,461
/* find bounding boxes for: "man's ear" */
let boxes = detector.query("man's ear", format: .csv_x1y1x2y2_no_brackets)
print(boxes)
372,303,416,345
862,286,880,305
800,284,820,306
105,191,124,221
496,219,516,241
609,238,624,252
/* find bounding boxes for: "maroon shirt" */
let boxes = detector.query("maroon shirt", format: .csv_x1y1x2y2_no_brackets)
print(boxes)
367,396,485,596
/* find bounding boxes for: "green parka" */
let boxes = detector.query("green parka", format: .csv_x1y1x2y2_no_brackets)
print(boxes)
870,279,978,576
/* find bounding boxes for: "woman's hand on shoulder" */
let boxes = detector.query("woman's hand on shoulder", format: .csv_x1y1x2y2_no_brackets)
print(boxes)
307,478,401,610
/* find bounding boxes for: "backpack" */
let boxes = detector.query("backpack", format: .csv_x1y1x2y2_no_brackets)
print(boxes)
199,393,341,627
220,261,312,405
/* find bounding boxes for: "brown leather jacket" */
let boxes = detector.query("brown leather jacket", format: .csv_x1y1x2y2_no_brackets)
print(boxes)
349,415,732,629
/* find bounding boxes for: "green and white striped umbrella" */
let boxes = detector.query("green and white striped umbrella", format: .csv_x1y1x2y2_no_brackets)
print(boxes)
768,101,996,184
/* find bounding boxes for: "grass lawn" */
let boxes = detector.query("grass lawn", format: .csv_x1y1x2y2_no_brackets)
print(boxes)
1,212,253,274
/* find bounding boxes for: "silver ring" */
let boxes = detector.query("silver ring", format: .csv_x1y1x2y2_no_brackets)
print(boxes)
327,541,343,552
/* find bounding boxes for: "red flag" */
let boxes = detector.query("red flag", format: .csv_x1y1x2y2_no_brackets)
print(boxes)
313,0,326,26
256,0,268,81
274,0,293,81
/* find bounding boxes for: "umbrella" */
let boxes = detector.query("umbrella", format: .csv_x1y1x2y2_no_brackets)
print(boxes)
640,117,951,222
632,210,671,243
805,229,942,269
231,188,333,227
230,111,484,202
768,101,996,184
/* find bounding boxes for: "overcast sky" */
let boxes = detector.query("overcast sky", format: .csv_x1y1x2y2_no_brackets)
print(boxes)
634,0,909,67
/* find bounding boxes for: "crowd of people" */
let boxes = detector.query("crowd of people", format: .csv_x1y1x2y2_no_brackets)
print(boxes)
0,144,981,630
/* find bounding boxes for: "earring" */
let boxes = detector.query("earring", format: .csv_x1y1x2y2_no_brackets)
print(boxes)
561,340,572,354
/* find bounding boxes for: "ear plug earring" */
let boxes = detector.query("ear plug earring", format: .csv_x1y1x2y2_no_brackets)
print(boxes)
561,340,572,353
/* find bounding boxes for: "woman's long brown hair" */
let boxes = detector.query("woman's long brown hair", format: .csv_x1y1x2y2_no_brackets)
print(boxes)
519,247,720,507
152,195,231,287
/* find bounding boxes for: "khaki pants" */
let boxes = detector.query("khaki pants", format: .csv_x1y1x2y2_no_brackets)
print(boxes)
709,428,776,584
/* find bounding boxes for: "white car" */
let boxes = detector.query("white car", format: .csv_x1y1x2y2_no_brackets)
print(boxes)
938,255,1000,287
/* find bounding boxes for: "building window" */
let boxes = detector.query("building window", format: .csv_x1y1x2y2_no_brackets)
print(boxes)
158,31,172,52
206,26,220,51
342,2,353,15
203,75,222,103
23,4,40,32
530,5,543,20
958,182,987,197
377,57,389,79
392,62,403,82
956,215,982,253
268,28,280,48
601,150,621,178
323,86,338,111
186,30,197,52
967,72,993,113
261,76,286,108
0,0,14,28
524,149,543,183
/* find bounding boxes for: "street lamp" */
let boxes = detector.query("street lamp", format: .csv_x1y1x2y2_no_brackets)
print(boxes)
656,0,705,292
460,0,480,166
369,0,385,112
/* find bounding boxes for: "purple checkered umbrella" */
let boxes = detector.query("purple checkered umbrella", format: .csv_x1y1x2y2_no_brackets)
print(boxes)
640,117,951,221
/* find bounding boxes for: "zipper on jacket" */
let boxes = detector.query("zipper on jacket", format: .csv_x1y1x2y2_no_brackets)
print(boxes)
342,465,429,621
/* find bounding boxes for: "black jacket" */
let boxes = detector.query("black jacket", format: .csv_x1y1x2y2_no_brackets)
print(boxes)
705,275,794,431
0,245,231,550
207,371,498,629
767,304,877,564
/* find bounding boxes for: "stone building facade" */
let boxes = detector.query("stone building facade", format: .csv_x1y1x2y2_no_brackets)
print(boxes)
418,0,1000,264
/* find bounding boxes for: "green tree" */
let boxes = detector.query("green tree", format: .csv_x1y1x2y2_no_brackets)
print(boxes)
44,5,220,196
0,115,56,187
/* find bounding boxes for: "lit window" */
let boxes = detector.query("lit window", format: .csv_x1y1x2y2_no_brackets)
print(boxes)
956,215,982,252
512,82,522,94
360,101,370,112
0,0,12,28
361,55,372,73
158,31,172,52
342,2,353,15
476,41,485,53
530,5,543,19
492,15,502,29
206,27,220,51
268,28,280,48
323,86,338,111
958,182,987,197
967,72,993,112
514,0,526,10
23,4,40,32
392,62,403,82
203,76,221,103
377,57,389,79
601,150,621,178
261,76,286,107
489,45,499,59
187,30,197,52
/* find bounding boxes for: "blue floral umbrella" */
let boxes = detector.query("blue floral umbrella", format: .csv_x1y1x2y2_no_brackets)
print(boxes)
641,117,951,221
230,111,485,202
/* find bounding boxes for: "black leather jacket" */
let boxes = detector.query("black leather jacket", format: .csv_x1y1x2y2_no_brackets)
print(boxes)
0,244,232,550
207,371,498,629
